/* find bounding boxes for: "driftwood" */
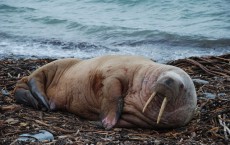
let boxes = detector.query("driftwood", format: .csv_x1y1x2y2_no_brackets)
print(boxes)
0,54,229,144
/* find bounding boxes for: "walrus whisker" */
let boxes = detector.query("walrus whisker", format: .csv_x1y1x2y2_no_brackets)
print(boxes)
142,92,156,113
157,97,167,124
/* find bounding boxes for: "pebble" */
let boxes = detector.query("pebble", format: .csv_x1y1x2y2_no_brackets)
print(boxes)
192,79,209,85
1,89,10,96
203,92,216,99
218,93,226,97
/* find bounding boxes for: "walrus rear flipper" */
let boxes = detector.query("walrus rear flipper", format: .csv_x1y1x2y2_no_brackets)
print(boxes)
14,77,50,110
28,78,50,110
14,77,45,109
14,89,40,109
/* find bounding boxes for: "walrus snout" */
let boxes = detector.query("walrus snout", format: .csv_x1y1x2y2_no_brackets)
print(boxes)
142,70,195,126
156,71,185,98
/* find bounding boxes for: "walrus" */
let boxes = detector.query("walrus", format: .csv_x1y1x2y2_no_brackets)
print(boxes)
14,55,197,130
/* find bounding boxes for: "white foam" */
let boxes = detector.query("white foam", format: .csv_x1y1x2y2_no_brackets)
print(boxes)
0,39,229,62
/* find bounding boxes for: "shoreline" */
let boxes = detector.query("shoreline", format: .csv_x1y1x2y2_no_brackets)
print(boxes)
0,54,229,144
1,52,230,63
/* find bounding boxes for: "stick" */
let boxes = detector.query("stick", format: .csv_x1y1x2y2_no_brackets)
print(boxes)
218,115,230,140
34,120,75,133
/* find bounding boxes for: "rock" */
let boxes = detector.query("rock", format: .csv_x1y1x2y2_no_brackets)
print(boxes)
17,130,54,143
5,118,19,125
218,93,226,97
192,79,209,85
203,93,216,99
1,89,10,96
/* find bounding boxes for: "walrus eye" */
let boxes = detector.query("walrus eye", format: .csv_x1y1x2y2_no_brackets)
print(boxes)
157,97,167,124
142,92,156,113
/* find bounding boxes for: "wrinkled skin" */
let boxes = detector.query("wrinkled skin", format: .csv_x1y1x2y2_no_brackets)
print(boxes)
14,55,197,130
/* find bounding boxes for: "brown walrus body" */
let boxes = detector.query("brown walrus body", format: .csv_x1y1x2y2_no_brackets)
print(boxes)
14,55,197,129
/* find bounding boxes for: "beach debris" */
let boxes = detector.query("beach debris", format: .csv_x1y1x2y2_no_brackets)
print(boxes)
218,93,226,97
5,118,19,125
0,105,21,112
17,130,54,143
218,115,230,140
19,122,28,127
192,79,209,85
202,92,216,99
7,73,13,78
1,88,10,96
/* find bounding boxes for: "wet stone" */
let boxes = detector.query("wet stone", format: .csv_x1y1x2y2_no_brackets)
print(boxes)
1,89,10,96
203,92,216,99
218,93,226,97
192,79,209,85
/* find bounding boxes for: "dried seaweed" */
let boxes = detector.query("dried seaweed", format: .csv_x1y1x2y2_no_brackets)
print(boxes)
0,54,229,145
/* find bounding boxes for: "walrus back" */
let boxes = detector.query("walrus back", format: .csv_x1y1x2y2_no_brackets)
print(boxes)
14,58,81,110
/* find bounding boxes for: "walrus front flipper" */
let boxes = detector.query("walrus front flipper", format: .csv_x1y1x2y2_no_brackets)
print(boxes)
100,78,124,130
28,78,50,110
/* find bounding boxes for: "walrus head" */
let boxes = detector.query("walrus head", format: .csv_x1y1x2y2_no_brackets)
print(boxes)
141,69,197,128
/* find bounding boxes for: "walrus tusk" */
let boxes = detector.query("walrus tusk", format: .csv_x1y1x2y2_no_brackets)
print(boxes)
142,92,156,113
157,97,167,124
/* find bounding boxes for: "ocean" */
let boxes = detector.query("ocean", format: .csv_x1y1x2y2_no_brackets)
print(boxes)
0,0,230,62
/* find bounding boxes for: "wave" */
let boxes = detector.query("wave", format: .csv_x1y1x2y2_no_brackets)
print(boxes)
63,22,230,49
37,39,119,52
26,16,67,25
1,31,229,63
0,32,118,52
114,31,230,49
0,4,35,13
92,0,147,5
1,30,230,51
1,0,229,44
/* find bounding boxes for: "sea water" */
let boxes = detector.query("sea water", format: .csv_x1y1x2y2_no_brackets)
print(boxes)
0,0,230,62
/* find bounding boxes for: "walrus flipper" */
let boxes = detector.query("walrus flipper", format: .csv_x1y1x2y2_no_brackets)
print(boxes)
14,77,43,109
100,78,124,130
28,78,50,110
15,89,40,109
